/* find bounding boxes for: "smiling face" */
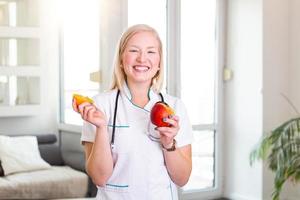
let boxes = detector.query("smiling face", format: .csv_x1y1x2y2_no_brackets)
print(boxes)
121,31,161,86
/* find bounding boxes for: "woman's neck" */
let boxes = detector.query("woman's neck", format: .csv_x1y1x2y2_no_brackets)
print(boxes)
127,81,151,107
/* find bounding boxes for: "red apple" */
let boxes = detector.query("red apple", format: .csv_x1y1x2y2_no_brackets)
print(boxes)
150,102,175,127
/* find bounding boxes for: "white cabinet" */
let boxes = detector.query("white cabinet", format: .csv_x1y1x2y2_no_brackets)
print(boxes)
0,0,41,116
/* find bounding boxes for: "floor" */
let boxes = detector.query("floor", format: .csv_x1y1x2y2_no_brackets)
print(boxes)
55,198,96,200
55,198,229,200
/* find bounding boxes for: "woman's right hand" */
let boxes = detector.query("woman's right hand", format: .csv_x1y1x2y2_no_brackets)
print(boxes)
72,99,107,128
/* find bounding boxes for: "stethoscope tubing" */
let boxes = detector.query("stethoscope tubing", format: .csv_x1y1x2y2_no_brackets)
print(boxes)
111,90,120,148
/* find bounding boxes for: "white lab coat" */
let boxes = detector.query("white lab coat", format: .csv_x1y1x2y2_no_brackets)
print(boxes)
81,84,193,200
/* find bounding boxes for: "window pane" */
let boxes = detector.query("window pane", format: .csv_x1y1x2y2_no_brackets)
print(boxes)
0,0,39,27
0,38,40,66
183,130,215,191
60,0,100,125
180,0,218,193
0,75,40,105
181,0,216,125
128,0,167,91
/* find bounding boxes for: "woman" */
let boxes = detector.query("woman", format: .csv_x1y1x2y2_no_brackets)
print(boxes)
73,24,193,199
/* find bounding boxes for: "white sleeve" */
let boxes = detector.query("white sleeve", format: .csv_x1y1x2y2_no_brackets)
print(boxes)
174,99,194,148
81,120,97,143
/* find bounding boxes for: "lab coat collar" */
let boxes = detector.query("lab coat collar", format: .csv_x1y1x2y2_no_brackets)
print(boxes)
122,83,157,101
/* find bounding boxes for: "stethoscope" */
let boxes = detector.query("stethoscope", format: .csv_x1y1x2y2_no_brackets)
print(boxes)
110,89,165,149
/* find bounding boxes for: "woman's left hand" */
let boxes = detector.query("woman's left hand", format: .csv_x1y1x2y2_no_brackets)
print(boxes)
156,115,180,148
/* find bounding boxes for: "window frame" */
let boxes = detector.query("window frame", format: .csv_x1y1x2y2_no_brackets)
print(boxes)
166,0,226,199
59,26,65,124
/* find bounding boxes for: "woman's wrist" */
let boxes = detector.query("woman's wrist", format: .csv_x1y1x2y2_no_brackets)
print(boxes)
162,139,177,151
96,124,108,132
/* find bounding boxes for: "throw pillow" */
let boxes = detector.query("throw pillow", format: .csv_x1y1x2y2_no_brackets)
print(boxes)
0,136,51,176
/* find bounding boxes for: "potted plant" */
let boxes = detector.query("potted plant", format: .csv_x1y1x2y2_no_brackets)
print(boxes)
249,94,300,200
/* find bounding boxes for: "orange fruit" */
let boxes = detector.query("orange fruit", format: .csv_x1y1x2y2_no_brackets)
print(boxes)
73,94,94,106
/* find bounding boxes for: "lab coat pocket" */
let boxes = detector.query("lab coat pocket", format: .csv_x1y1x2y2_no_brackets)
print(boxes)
98,153,132,197
147,122,161,143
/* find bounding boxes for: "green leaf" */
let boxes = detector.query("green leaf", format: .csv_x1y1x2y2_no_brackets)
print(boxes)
249,117,300,200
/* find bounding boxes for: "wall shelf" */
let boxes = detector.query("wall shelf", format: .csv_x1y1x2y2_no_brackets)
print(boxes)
0,0,41,117
0,27,40,38
0,105,41,117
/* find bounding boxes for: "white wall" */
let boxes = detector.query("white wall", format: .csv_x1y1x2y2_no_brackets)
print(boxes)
263,0,291,131
281,0,300,198
224,0,263,199
225,0,300,199
289,0,300,114
262,1,291,199
0,1,59,135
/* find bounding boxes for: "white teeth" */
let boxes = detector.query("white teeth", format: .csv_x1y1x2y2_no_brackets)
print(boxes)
133,65,149,71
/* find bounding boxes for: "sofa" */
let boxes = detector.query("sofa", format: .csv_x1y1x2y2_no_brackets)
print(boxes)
0,133,96,199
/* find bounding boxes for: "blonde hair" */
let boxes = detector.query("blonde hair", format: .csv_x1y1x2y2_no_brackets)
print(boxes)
110,24,164,92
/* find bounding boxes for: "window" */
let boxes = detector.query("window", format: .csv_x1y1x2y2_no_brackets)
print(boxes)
59,0,100,125
179,1,224,198
181,0,217,191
